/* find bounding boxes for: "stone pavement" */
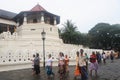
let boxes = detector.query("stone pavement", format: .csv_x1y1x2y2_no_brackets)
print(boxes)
0,59,120,80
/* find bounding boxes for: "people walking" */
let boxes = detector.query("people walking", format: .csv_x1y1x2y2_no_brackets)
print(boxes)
74,51,81,80
78,49,88,80
64,54,69,73
89,51,98,77
34,53,40,75
96,52,102,64
46,54,54,79
31,54,36,75
58,52,65,80
102,51,106,64
110,51,114,62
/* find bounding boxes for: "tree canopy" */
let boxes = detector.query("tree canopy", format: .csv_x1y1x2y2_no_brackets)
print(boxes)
88,23,120,50
59,20,120,52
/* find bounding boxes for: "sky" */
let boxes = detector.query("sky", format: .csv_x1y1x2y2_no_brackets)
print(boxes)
0,0,120,33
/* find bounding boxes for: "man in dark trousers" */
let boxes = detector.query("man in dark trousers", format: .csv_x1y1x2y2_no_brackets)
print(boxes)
78,49,88,80
34,53,40,75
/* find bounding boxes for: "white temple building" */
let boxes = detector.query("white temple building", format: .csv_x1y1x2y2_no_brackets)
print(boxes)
0,4,85,64
0,4,103,71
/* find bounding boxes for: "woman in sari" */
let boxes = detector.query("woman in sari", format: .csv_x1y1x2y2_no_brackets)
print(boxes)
58,52,65,80
64,54,69,73
74,51,81,79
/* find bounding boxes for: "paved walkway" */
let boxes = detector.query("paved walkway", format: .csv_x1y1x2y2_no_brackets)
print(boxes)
0,59,120,80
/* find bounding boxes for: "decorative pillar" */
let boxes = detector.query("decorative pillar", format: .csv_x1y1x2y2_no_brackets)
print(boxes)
54,17,57,25
13,27,17,39
41,12,45,23
7,25,11,39
23,13,27,25
7,26,9,31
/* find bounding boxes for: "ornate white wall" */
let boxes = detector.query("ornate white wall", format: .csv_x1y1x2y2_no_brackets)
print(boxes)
0,20,106,71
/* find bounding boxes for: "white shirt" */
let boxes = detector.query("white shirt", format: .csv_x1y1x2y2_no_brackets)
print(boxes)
78,55,86,67
58,56,64,65
46,58,52,66
103,54,106,59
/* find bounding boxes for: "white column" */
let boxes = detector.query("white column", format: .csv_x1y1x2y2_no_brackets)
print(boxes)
54,17,57,25
7,30,11,39
23,13,27,25
41,13,44,23
7,26,9,31
15,20,19,33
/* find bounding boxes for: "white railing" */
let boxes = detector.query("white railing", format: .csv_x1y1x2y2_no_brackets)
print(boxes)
0,48,109,65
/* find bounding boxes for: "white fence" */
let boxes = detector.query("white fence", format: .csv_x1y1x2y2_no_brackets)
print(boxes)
0,48,107,65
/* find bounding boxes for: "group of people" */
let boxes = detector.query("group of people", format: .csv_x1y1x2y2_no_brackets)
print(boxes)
74,49,101,80
46,52,70,79
96,50,115,64
57,52,69,80
31,52,69,79
74,49,115,80
74,49,89,80
31,53,55,78
31,53,40,75
31,49,115,80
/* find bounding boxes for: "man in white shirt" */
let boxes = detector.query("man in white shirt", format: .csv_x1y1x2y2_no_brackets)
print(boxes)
46,54,54,77
102,51,106,64
78,49,88,80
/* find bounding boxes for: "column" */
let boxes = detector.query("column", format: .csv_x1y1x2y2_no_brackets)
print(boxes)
7,25,9,31
54,17,57,25
7,25,11,39
41,12,45,23
13,26,17,39
23,13,27,25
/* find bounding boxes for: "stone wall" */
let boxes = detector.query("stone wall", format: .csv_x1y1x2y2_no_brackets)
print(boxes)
0,22,108,71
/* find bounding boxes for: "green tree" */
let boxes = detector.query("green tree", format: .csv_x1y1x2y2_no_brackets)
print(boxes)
88,23,120,50
60,20,80,44
80,33,90,47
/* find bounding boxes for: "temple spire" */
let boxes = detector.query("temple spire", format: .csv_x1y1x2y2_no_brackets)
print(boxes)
30,4,46,11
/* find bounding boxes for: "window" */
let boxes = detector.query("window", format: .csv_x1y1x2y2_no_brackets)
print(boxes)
31,29,36,31
33,19,37,23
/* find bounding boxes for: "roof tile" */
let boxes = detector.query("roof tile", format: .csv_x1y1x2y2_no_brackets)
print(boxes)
30,4,46,11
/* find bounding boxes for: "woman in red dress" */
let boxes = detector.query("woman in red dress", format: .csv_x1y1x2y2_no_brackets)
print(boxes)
89,51,98,77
